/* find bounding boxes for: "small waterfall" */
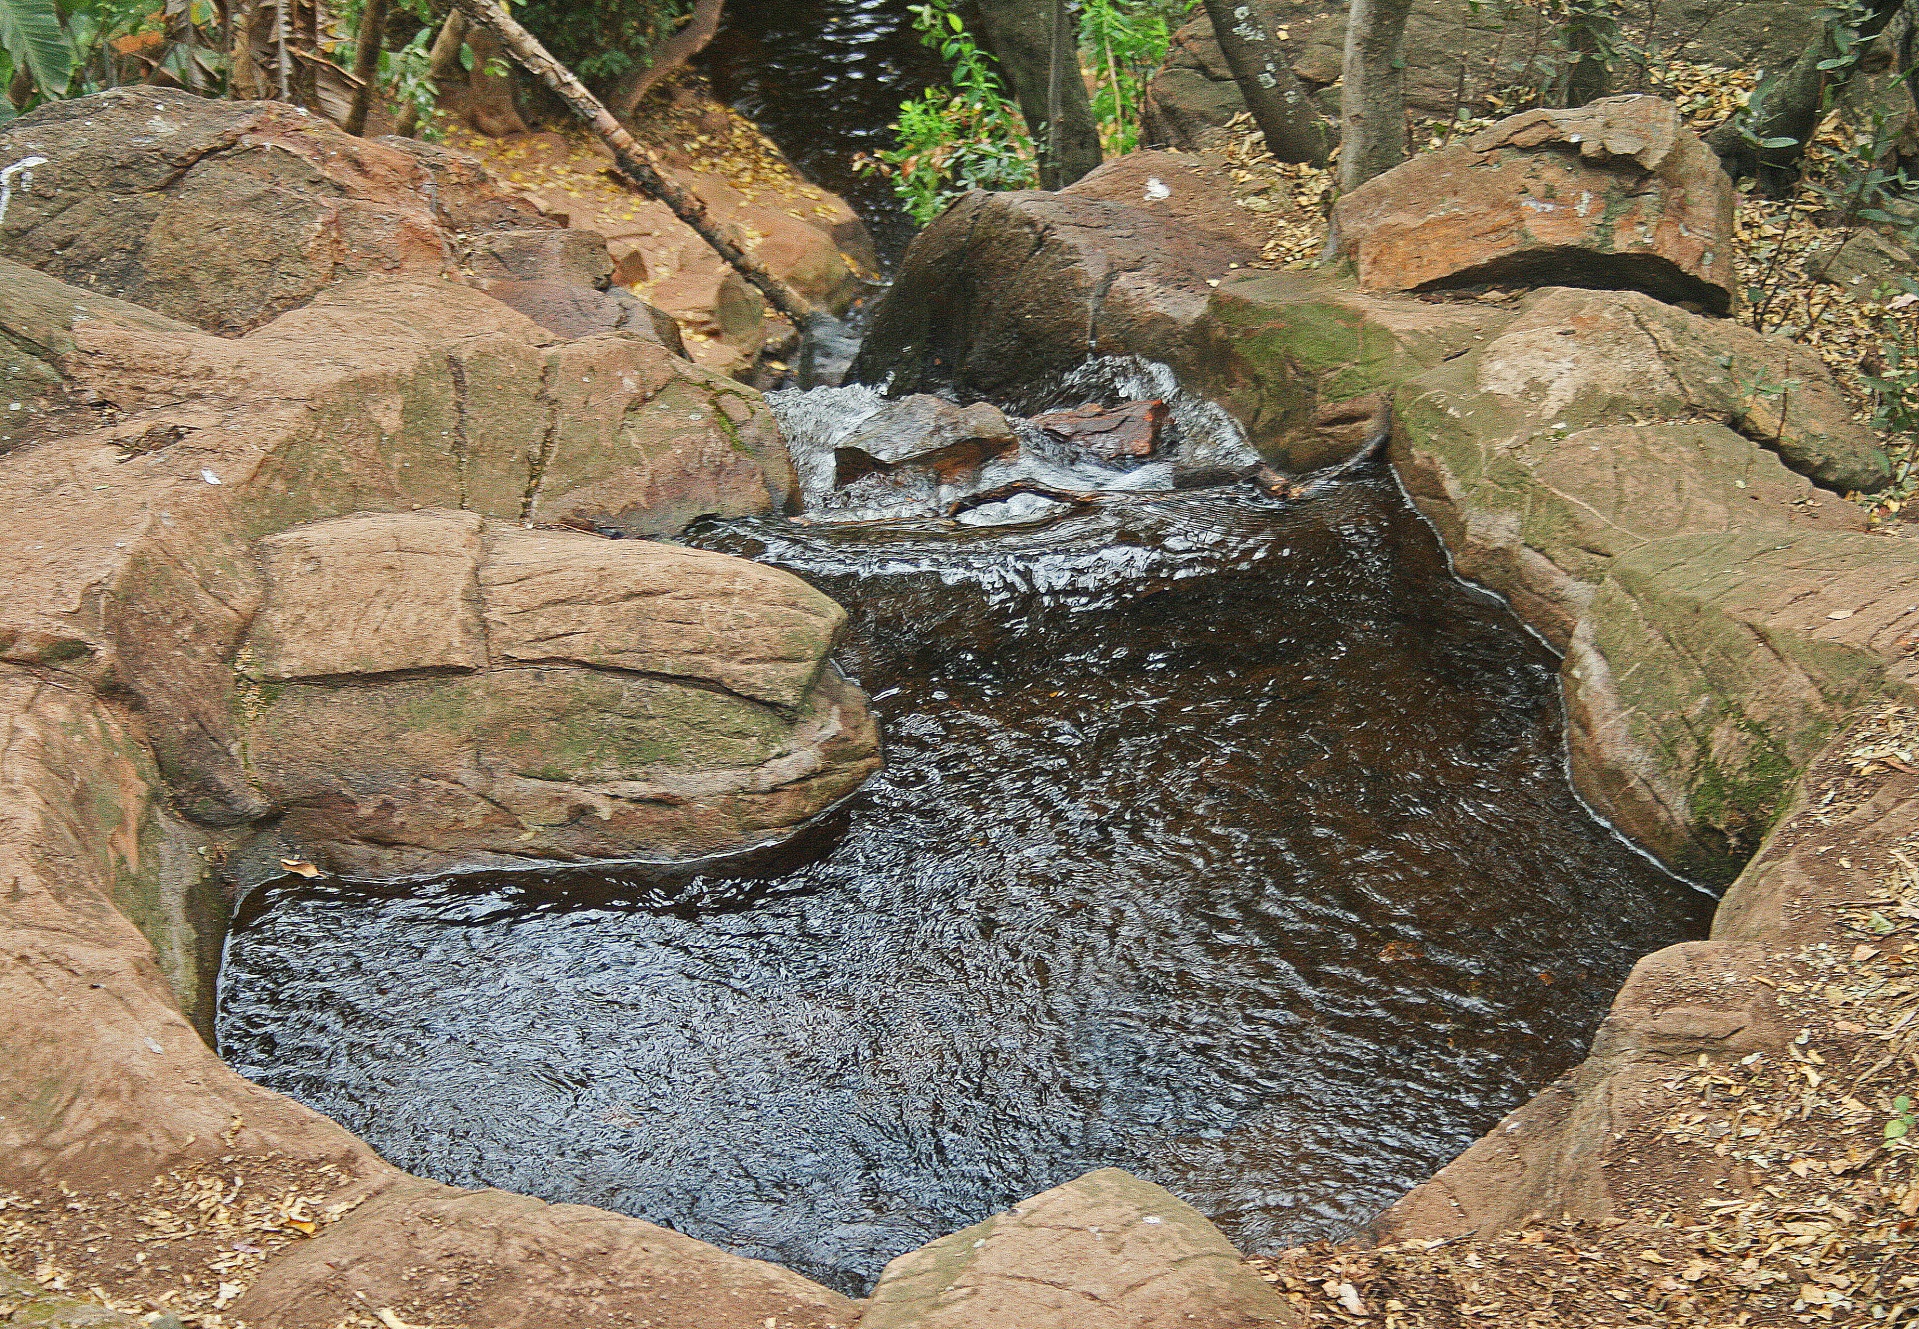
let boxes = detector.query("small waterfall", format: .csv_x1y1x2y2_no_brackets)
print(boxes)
766,356,1264,526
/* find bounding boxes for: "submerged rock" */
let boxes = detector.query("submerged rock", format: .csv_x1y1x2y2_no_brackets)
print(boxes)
834,395,1019,485
862,1168,1297,1328
1333,96,1736,313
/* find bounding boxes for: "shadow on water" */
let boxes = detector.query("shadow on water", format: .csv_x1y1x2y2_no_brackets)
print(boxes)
218,464,1712,1296
697,0,948,268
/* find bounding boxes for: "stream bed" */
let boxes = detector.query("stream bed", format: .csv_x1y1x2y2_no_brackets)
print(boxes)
218,464,1711,1295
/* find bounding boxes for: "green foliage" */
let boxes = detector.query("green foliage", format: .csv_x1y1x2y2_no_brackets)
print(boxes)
514,0,686,85
1080,0,1181,154
871,1,1037,226
1890,1095,1915,1141
872,0,1193,227
0,0,76,102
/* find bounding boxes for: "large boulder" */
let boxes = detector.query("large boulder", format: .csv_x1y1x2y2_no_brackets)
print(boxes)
861,1169,1297,1329
852,154,1258,400
1395,284,1889,496
1333,97,1736,313
0,259,859,865
237,515,877,877
1188,270,1512,469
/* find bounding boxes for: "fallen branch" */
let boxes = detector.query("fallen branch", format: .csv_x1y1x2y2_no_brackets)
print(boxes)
610,0,724,120
944,481,1107,518
447,0,813,325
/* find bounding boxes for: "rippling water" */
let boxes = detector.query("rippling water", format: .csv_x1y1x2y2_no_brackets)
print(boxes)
219,467,1710,1294
698,0,948,265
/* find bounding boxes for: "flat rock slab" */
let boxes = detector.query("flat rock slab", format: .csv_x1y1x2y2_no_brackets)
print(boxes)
1335,96,1736,313
246,511,488,679
862,1168,1297,1329
834,396,1018,485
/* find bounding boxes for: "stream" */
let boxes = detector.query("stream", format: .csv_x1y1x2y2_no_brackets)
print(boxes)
219,457,1711,1294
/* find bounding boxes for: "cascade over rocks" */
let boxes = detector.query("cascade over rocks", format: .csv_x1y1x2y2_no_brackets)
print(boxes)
1333,97,1738,314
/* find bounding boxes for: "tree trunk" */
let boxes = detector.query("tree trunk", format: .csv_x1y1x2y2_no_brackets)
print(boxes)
393,9,467,137
1561,2,1613,108
343,0,390,135
447,0,814,324
608,0,724,121
1337,0,1415,191
464,22,528,135
1200,0,1330,164
1704,0,1904,196
965,0,1102,188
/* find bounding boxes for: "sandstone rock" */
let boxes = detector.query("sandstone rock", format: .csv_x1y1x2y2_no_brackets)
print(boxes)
862,1168,1297,1329
479,526,846,709
0,259,819,844
1397,285,1888,494
1062,149,1264,251
464,226,615,287
1334,97,1736,313
0,90,520,335
852,181,1257,401
244,512,489,679
835,396,1019,485
2,1269,150,1329
1032,398,1169,459
1188,270,1510,470
475,278,689,352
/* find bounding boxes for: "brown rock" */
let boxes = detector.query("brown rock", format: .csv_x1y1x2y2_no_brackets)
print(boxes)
475,278,689,352
1334,97,1736,313
834,396,1020,485
1032,398,1170,460
479,526,846,710
852,188,1256,400
464,227,615,288
244,511,488,680
862,1168,1298,1329
1061,149,1264,251
0,90,526,335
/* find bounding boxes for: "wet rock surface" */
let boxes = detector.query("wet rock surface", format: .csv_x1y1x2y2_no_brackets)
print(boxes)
1333,97,1737,313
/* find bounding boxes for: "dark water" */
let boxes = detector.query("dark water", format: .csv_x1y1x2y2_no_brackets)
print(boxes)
219,469,1711,1295
698,0,947,265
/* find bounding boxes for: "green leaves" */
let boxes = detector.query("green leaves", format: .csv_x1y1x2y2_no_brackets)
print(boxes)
0,0,76,97
1889,1095,1915,1142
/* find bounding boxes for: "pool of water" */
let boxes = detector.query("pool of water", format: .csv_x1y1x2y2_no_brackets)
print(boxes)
697,0,948,266
218,466,1711,1295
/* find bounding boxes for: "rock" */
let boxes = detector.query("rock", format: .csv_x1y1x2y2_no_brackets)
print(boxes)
2,1268,149,1329
861,1168,1298,1329
0,259,833,850
464,226,615,288
834,396,1019,485
474,278,689,352
1032,398,1170,459
1397,285,1888,495
1333,96,1737,313
1188,270,1511,470
1802,226,1911,292
852,181,1256,401
1143,0,1822,150
0,89,544,335
1062,149,1265,251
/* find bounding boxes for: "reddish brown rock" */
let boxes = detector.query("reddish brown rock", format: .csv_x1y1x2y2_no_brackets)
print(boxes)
1061,149,1264,251
862,1168,1297,1329
1334,96,1736,313
834,396,1020,485
1033,398,1170,459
